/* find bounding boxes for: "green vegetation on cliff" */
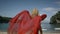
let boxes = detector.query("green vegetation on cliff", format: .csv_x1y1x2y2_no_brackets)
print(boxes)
0,16,12,23
50,11,60,24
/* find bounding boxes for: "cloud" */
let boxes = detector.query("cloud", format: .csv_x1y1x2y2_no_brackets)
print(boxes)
41,7,60,14
42,7,60,12
41,7,60,21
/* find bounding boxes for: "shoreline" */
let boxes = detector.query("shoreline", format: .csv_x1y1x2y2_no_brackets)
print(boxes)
0,32,60,34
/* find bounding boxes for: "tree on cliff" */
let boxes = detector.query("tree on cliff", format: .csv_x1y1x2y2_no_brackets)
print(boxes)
50,11,60,24
0,16,12,23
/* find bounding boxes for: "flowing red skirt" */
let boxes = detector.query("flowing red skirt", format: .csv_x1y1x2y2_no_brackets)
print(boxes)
8,10,47,34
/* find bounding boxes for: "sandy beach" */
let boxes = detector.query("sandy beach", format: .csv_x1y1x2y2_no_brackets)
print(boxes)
0,32,60,34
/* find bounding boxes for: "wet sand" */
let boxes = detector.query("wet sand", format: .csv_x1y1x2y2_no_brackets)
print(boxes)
0,32,60,34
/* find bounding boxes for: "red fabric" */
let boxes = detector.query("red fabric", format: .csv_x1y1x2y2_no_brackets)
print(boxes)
8,10,47,34
18,16,42,34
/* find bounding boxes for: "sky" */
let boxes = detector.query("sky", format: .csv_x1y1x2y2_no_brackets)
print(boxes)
0,0,60,22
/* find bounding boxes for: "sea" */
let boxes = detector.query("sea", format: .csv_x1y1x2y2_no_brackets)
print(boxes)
0,23,60,32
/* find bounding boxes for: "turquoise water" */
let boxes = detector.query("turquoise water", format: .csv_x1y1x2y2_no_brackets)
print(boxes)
0,23,9,32
0,23,60,32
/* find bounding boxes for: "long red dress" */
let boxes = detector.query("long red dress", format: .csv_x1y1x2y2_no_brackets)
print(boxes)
8,10,47,34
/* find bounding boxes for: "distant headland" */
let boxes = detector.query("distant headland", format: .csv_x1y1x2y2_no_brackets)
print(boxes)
50,11,60,24
0,16,12,23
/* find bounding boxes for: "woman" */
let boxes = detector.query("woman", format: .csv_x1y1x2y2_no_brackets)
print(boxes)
31,8,47,34
8,8,47,34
